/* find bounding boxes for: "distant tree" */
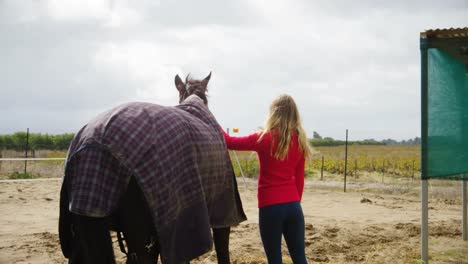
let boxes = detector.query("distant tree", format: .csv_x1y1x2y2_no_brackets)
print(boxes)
310,138,345,146
308,135,420,147
12,132,29,150
0,132,75,150
313,131,322,139
2,135,14,149
398,137,421,145
382,138,398,145
358,139,385,145
53,133,74,150
30,133,54,150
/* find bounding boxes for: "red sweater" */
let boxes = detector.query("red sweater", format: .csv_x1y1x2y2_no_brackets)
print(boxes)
222,130,305,208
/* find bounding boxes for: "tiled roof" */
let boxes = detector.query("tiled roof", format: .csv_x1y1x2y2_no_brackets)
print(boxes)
420,27,468,39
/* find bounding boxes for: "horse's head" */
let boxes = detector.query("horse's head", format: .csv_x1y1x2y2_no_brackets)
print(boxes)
174,72,211,105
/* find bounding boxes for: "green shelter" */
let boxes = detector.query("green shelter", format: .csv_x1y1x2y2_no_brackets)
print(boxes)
420,27,468,263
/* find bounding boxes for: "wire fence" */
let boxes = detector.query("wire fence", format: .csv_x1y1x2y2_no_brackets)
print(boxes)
0,145,421,185
0,150,66,179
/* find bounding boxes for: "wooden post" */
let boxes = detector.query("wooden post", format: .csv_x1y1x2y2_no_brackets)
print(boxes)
320,156,324,181
412,160,415,183
344,129,348,192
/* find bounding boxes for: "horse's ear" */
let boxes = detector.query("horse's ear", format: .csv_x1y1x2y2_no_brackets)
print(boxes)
201,72,212,88
175,74,185,93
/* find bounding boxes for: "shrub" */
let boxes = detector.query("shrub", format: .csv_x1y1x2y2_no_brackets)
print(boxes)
9,172,35,179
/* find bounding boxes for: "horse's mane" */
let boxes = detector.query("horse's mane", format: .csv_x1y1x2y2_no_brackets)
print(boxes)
176,72,211,105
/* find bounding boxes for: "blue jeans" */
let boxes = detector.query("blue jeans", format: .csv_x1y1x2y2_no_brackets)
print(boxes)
259,202,307,264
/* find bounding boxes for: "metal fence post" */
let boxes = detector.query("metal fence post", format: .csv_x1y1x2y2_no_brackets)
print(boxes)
344,129,348,192
421,179,429,263
463,180,467,241
420,35,429,264
354,159,358,178
24,128,29,175
321,156,324,181
382,160,385,183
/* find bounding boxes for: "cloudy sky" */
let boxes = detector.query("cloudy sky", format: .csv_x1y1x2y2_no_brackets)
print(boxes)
1,0,467,140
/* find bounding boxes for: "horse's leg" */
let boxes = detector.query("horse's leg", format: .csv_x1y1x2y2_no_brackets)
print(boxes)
59,177,73,258
117,177,159,264
59,174,115,264
212,227,231,264
68,214,116,264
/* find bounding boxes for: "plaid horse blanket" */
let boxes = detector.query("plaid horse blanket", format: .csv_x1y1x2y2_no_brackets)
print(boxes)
60,95,246,263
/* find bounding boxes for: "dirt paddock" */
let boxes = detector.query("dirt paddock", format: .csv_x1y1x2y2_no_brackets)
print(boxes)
0,178,466,263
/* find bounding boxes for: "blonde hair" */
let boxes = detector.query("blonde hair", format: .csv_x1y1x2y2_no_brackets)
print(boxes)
258,94,312,160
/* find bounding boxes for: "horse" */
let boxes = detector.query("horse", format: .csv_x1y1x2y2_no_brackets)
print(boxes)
59,73,247,264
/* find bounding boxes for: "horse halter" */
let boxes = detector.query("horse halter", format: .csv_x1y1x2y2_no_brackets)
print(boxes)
180,82,208,105
179,87,190,103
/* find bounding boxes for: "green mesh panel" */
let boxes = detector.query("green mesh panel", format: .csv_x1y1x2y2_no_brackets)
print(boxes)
426,48,468,180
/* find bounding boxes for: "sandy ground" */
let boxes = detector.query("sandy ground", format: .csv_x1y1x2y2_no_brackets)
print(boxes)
0,178,466,264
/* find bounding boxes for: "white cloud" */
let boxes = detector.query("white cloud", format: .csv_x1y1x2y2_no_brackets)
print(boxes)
46,0,110,21
0,0,45,23
0,0,158,27
94,41,186,101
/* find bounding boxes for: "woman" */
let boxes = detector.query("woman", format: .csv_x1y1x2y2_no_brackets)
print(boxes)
222,94,311,264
